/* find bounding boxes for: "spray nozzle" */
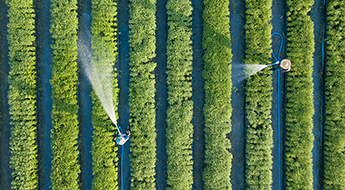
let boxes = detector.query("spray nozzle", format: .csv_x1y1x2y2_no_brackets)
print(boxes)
268,61,280,66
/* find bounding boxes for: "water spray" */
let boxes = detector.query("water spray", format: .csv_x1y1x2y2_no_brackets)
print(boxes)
78,14,129,146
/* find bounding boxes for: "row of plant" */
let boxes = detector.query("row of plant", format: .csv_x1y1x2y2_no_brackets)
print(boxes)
323,0,345,189
165,0,193,189
90,0,119,189
128,0,157,189
244,0,273,188
202,0,232,189
50,0,80,189
7,0,38,189
285,0,314,188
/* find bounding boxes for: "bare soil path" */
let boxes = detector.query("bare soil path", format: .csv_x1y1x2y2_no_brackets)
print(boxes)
35,0,53,189
229,0,246,188
271,0,286,189
78,1,93,189
310,0,326,188
0,1,12,189
155,0,168,188
117,0,131,188
191,0,205,189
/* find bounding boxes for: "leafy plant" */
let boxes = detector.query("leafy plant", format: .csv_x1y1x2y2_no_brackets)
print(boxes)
91,0,119,189
244,0,273,188
202,0,232,189
323,0,345,189
285,0,314,188
165,0,193,189
128,0,157,189
7,0,38,189
50,0,80,189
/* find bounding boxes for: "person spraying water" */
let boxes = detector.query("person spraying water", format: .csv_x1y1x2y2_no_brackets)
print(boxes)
268,32,292,72
78,13,129,146
233,33,291,82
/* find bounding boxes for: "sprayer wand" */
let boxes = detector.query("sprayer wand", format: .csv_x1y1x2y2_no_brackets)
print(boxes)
115,124,122,135
268,61,280,66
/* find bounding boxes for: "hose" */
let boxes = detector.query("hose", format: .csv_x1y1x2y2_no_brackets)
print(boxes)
271,32,283,190
118,126,124,190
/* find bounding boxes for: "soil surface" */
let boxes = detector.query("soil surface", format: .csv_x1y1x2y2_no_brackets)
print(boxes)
155,0,168,188
117,0,131,188
0,0,12,189
229,0,246,188
310,0,326,188
271,0,286,189
78,1,94,189
191,0,205,189
35,0,53,189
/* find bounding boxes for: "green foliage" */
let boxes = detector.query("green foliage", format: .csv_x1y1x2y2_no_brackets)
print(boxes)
285,0,314,189
202,0,232,189
165,0,193,189
324,1,345,189
6,0,38,189
50,0,80,189
244,0,273,189
91,0,119,189
128,0,157,189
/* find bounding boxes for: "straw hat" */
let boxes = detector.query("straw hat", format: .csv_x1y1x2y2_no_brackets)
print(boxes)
280,59,291,72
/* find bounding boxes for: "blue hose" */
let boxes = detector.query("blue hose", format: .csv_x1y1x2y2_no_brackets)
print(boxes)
271,32,283,63
271,32,283,190
118,127,124,190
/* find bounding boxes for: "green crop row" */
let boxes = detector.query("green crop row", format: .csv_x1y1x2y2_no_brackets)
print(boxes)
324,1,345,189
202,0,232,189
165,0,193,189
128,0,157,189
50,0,80,189
244,0,273,188
7,0,38,189
90,0,119,189
285,0,314,189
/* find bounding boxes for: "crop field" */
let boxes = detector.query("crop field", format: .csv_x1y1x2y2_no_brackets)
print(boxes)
0,0,343,189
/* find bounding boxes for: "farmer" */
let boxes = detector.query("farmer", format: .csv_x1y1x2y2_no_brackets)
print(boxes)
270,59,291,72
115,125,130,146
279,59,291,72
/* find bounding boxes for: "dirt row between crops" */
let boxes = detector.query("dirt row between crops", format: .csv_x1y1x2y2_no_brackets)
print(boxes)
35,0,53,189
0,0,11,189
117,0,131,188
77,0,94,189
311,0,326,188
229,0,246,188
191,0,205,189
271,0,286,188
155,0,168,188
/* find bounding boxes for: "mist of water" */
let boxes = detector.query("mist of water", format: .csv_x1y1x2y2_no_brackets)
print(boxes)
78,13,117,126
232,64,268,82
